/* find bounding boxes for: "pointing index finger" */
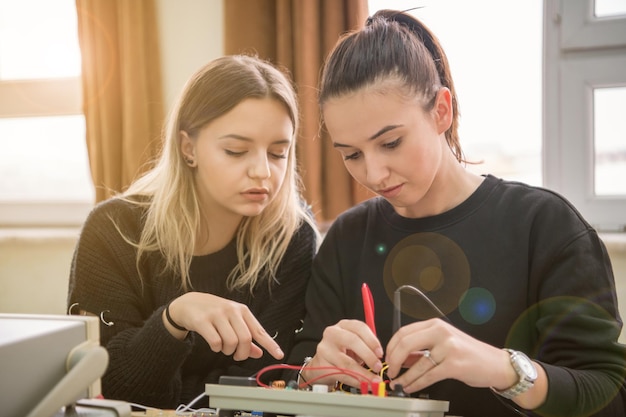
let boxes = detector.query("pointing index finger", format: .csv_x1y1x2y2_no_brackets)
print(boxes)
244,311,284,359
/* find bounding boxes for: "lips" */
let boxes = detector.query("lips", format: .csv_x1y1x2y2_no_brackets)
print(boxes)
378,184,403,199
241,188,269,201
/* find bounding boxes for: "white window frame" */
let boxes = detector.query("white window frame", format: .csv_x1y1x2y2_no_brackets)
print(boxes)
0,76,93,227
544,0,626,231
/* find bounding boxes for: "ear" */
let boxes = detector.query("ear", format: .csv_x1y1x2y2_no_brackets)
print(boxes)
179,130,195,159
433,87,453,135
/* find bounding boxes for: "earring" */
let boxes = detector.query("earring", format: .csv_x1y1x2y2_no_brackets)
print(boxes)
184,156,195,167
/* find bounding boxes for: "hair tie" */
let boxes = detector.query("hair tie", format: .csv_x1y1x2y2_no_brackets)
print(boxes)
165,302,187,331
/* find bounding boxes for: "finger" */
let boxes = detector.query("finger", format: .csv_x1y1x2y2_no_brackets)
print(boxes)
338,319,384,354
243,310,284,360
386,323,439,377
336,361,382,389
317,325,383,380
247,343,264,359
227,315,254,361
402,351,429,368
387,322,425,350
391,352,440,394
197,323,223,353
386,349,429,378
331,320,384,372
213,318,246,358
314,348,379,388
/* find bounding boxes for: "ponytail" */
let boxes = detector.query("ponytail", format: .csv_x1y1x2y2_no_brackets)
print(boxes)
320,9,464,163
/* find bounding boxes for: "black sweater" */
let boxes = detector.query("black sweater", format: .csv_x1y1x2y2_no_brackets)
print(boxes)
68,197,317,409
289,175,626,417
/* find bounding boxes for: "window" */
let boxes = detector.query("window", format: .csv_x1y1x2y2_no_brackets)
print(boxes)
368,0,544,187
594,87,626,196
544,0,626,230
368,0,626,231
0,0,93,227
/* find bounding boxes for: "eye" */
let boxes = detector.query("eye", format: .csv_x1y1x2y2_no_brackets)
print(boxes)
269,147,289,160
343,151,362,161
383,138,401,149
225,149,246,157
269,151,287,160
268,143,290,160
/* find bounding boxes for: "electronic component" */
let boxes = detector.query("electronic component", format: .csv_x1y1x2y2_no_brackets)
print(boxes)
0,314,108,417
206,383,449,417
218,375,258,387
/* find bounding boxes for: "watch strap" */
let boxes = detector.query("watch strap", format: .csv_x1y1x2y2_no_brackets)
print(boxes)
492,349,536,399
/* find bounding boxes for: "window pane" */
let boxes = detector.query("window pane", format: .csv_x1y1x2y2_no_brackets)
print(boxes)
594,87,626,196
0,0,81,80
0,116,94,201
367,0,543,186
595,0,626,17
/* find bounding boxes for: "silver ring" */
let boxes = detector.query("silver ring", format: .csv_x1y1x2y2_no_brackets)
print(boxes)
422,349,438,366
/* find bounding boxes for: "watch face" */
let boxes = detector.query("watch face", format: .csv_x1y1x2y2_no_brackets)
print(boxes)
516,353,538,379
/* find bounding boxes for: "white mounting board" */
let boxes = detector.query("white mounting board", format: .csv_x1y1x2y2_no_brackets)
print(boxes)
205,384,449,417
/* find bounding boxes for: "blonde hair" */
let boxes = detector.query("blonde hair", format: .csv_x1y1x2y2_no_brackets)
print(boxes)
121,55,318,292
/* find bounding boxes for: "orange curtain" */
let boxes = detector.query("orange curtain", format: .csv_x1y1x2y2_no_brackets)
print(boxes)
224,0,372,226
76,0,164,202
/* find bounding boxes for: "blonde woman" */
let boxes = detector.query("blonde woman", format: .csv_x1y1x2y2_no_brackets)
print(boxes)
68,55,319,408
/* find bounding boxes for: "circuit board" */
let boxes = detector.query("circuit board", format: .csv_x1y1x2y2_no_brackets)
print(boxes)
205,384,449,417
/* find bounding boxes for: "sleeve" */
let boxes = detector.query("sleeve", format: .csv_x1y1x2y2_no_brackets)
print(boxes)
215,220,319,384
524,197,626,416
67,199,192,408
287,218,351,366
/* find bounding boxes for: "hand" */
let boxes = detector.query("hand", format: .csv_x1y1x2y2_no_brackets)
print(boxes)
165,292,284,361
302,319,384,388
385,318,511,394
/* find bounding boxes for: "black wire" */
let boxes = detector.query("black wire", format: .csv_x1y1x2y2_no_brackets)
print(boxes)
490,390,530,416
393,284,528,416
393,284,452,333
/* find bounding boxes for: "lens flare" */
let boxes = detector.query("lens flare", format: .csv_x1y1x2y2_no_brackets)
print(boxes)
383,232,470,319
459,287,496,325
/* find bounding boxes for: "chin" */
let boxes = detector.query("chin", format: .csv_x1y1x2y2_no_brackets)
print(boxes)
237,204,268,218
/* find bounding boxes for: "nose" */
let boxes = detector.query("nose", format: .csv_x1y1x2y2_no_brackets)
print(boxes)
248,152,271,179
365,154,389,186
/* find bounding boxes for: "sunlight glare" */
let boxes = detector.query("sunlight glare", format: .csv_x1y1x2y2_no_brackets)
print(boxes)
0,0,81,80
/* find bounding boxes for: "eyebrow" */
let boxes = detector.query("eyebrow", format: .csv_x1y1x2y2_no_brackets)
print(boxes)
218,134,291,145
332,124,402,148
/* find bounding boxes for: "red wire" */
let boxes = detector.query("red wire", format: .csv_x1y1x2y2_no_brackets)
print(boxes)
253,363,378,389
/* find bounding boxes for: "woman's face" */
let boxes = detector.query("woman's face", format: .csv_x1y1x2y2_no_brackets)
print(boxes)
322,87,452,217
181,97,293,220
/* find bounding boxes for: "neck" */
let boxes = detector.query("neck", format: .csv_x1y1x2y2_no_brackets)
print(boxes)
194,207,243,256
397,151,483,218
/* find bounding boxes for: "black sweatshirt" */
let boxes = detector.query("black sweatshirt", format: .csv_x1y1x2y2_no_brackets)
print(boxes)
68,197,317,409
289,175,626,417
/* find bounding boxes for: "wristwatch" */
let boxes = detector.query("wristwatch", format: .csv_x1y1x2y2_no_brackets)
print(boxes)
492,349,537,399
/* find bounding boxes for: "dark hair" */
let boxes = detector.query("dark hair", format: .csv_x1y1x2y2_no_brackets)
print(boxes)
319,9,463,162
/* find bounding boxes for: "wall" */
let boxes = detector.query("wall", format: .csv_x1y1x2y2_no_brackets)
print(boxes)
0,229,78,314
156,0,223,111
